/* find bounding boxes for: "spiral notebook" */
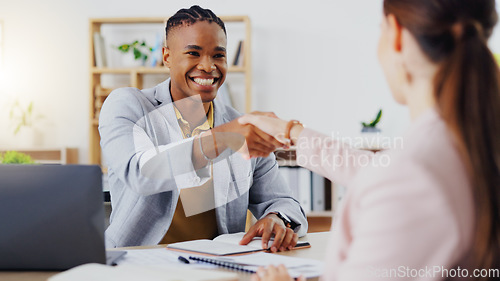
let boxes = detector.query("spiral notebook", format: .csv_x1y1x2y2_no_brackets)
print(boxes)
189,256,257,273
187,252,324,278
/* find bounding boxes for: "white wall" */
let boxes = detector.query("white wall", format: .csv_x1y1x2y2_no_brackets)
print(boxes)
0,0,498,163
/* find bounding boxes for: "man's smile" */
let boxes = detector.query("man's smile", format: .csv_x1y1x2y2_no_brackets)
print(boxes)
189,76,220,86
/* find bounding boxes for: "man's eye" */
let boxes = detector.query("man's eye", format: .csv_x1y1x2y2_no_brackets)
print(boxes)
187,51,200,56
214,54,226,59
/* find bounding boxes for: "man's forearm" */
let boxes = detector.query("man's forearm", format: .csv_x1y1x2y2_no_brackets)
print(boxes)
192,130,231,169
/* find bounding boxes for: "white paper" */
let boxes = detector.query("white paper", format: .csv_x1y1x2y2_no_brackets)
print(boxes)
116,248,180,265
116,248,212,269
112,239,322,278
167,239,262,255
48,263,238,281
213,232,273,249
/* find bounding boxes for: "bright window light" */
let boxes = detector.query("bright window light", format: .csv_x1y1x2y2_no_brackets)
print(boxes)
0,21,3,82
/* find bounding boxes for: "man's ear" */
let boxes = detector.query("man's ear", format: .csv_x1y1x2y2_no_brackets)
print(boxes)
162,46,171,68
387,14,403,53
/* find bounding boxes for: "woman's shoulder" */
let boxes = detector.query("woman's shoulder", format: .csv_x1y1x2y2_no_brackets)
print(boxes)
345,111,475,267
400,109,464,173
352,109,473,228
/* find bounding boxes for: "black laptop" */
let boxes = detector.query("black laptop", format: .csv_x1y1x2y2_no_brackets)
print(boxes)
0,164,125,270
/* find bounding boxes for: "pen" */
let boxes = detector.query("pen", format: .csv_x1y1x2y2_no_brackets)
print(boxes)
178,256,190,264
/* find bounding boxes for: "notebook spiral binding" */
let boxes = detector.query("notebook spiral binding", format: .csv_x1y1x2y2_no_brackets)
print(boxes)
188,256,256,274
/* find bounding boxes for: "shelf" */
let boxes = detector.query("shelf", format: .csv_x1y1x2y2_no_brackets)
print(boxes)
306,215,332,233
275,148,297,167
359,147,384,153
91,66,245,74
90,16,249,25
276,159,298,167
92,67,155,74
306,211,333,217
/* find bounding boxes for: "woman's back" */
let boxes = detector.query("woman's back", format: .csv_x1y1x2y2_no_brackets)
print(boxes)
316,109,474,280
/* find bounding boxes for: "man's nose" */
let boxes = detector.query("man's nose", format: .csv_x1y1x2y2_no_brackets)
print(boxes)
197,56,216,72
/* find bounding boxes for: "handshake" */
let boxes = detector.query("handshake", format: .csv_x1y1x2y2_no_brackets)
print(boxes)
141,111,305,179
195,112,304,163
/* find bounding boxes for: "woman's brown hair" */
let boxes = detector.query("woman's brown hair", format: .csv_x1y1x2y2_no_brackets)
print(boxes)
384,0,500,278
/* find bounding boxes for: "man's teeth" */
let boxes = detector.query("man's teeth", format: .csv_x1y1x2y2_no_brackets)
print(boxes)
193,78,215,86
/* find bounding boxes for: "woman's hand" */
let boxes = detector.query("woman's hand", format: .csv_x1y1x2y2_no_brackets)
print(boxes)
249,111,279,119
251,265,305,281
238,114,290,145
212,118,284,159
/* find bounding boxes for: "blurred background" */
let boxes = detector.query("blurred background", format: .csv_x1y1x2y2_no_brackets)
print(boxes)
1,0,500,163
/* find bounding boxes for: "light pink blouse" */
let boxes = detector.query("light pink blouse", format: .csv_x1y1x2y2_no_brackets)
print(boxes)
296,109,474,281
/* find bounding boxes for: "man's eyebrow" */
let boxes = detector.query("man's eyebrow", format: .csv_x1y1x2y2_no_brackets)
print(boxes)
184,45,202,50
215,46,226,52
183,45,226,52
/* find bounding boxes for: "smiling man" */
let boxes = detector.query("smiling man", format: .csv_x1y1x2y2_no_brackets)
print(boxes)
166,18,226,105
99,5,307,251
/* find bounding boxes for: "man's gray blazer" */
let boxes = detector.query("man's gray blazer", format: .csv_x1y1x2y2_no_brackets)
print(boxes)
99,79,307,247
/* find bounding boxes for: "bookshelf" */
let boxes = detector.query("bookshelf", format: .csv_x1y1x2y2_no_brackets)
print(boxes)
275,148,336,232
89,16,252,165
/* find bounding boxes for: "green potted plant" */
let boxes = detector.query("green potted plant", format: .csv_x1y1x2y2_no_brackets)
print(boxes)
10,100,36,135
116,40,153,66
0,151,35,164
9,100,44,147
361,109,382,133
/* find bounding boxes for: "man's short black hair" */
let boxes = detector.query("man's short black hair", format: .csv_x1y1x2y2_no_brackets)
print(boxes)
165,5,226,43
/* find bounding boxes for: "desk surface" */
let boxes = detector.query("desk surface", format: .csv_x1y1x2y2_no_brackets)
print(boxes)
0,232,330,281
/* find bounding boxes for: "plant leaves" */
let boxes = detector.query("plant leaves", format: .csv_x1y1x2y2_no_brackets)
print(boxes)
1,151,35,164
117,41,153,59
118,44,130,52
369,109,382,127
9,99,41,135
14,124,21,135
133,48,141,59
27,102,33,115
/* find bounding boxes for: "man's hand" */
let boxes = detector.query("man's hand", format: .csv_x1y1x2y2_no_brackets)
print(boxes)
238,114,291,145
213,118,285,159
239,213,298,252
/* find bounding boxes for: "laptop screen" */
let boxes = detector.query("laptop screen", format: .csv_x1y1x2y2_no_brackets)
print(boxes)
0,164,106,270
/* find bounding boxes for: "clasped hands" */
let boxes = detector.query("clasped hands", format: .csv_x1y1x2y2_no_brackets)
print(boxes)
199,111,296,162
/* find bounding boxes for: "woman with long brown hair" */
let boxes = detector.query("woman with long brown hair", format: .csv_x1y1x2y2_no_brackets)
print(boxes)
239,0,500,280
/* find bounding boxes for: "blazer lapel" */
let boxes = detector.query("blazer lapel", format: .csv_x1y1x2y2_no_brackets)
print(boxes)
153,79,185,144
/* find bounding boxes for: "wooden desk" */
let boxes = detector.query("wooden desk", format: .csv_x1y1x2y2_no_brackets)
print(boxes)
0,232,330,281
